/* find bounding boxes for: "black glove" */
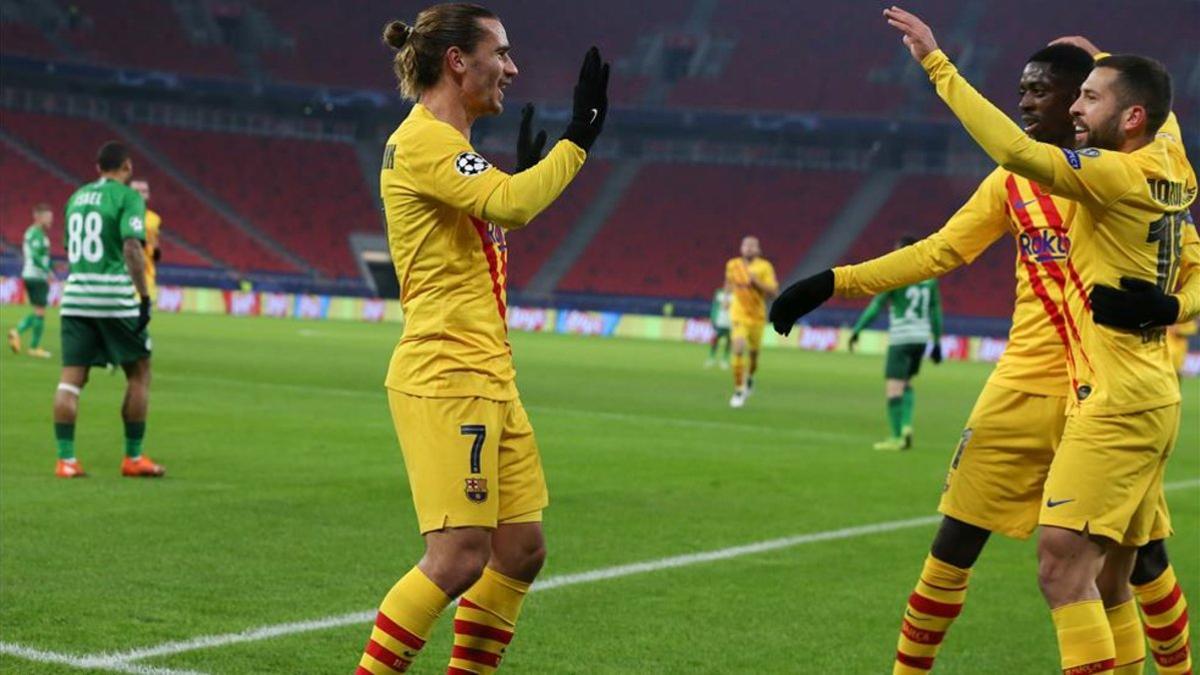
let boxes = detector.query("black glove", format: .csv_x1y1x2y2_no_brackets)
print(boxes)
930,342,943,364
1091,276,1180,330
135,296,151,334
848,332,860,353
769,269,834,336
515,103,547,172
562,46,609,152
152,247,162,263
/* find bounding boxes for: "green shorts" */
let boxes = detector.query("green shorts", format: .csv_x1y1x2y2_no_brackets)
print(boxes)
714,326,731,339
23,278,49,308
61,315,151,367
885,343,926,380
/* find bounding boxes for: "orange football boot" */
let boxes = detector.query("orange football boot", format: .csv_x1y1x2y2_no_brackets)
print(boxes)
121,455,165,477
7,328,20,354
55,459,87,478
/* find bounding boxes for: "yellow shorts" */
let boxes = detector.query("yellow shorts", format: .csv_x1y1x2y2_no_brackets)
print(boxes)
732,320,765,352
388,391,549,534
1040,404,1180,546
938,383,1066,539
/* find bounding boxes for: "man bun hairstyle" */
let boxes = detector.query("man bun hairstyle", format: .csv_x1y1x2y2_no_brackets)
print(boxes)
96,141,130,172
1096,54,1172,135
1026,43,1094,90
382,3,498,101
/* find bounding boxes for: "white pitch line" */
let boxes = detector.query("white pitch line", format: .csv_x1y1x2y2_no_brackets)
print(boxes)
0,641,206,675
6,482,1198,673
106,477,1200,665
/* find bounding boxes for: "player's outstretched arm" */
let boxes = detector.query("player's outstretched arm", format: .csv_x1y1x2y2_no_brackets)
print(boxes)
883,8,1134,208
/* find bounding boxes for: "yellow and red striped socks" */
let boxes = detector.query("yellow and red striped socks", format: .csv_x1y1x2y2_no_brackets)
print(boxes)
1105,600,1145,674
893,554,970,674
447,567,531,674
1053,600,1116,674
357,567,451,674
1133,564,1191,674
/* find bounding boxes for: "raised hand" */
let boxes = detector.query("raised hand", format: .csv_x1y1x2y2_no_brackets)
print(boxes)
562,46,610,152
883,6,939,62
515,103,547,172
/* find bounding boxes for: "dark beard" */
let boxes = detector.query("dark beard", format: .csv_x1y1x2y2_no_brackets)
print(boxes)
1084,115,1124,150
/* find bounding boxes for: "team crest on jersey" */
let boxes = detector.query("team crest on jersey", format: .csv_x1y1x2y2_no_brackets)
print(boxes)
455,152,491,176
129,216,144,232
465,477,489,503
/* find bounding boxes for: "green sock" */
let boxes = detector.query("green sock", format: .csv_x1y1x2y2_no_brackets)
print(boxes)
54,423,76,460
30,315,44,348
886,396,904,438
124,421,146,459
901,385,915,430
16,313,35,334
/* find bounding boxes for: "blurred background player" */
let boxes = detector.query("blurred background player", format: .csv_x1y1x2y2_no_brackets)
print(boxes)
8,203,54,358
357,5,608,674
725,236,777,408
1168,319,1197,379
848,235,942,451
130,180,161,302
53,141,163,479
705,284,731,368
886,7,1197,673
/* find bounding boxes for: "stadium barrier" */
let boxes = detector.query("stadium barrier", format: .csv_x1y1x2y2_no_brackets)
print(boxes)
3,277,1198,376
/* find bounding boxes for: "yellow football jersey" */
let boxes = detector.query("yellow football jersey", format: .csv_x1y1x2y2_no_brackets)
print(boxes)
381,104,586,400
725,256,777,323
144,208,160,282
923,50,1199,416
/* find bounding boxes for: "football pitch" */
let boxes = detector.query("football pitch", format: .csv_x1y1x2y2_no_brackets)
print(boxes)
1,307,1197,674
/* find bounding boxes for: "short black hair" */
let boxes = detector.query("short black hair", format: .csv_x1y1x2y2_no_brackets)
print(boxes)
1026,43,1094,89
1095,54,1172,135
896,234,919,248
96,141,130,172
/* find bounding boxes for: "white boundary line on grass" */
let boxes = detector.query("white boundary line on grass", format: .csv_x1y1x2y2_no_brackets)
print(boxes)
6,478,1198,673
0,642,205,675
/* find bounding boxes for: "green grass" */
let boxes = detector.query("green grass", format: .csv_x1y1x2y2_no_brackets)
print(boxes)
1,307,1197,674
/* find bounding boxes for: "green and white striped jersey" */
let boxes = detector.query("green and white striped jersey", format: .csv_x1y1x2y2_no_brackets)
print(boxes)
852,279,942,346
21,224,51,281
61,177,146,318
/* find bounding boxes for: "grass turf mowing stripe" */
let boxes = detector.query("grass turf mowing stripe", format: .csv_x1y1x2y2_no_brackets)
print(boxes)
84,477,1200,667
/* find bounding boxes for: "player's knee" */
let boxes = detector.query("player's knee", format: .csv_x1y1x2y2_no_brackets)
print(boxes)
1036,531,1095,601
930,517,990,569
426,544,490,597
1130,539,1169,585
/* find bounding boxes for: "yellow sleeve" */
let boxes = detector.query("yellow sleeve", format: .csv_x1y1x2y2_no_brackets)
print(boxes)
833,169,1009,298
406,124,586,230
760,261,779,295
1174,217,1200,322
920,50,1140,209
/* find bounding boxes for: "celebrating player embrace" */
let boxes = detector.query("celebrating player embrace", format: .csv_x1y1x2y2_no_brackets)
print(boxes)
881,7,1197,673
356,4,609,674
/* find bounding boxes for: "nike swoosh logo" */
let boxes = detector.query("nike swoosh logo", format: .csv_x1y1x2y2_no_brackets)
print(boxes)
1046,498,1075,508
1158,637,1183,652
1017,198,1038,209
905,610,929,623
588,108,599,124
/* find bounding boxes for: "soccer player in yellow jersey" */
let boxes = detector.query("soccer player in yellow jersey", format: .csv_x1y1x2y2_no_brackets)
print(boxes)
130,180,161,302
355,5,608,675
881,9,1197,673
725,236,778,408
771,37,1198,673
